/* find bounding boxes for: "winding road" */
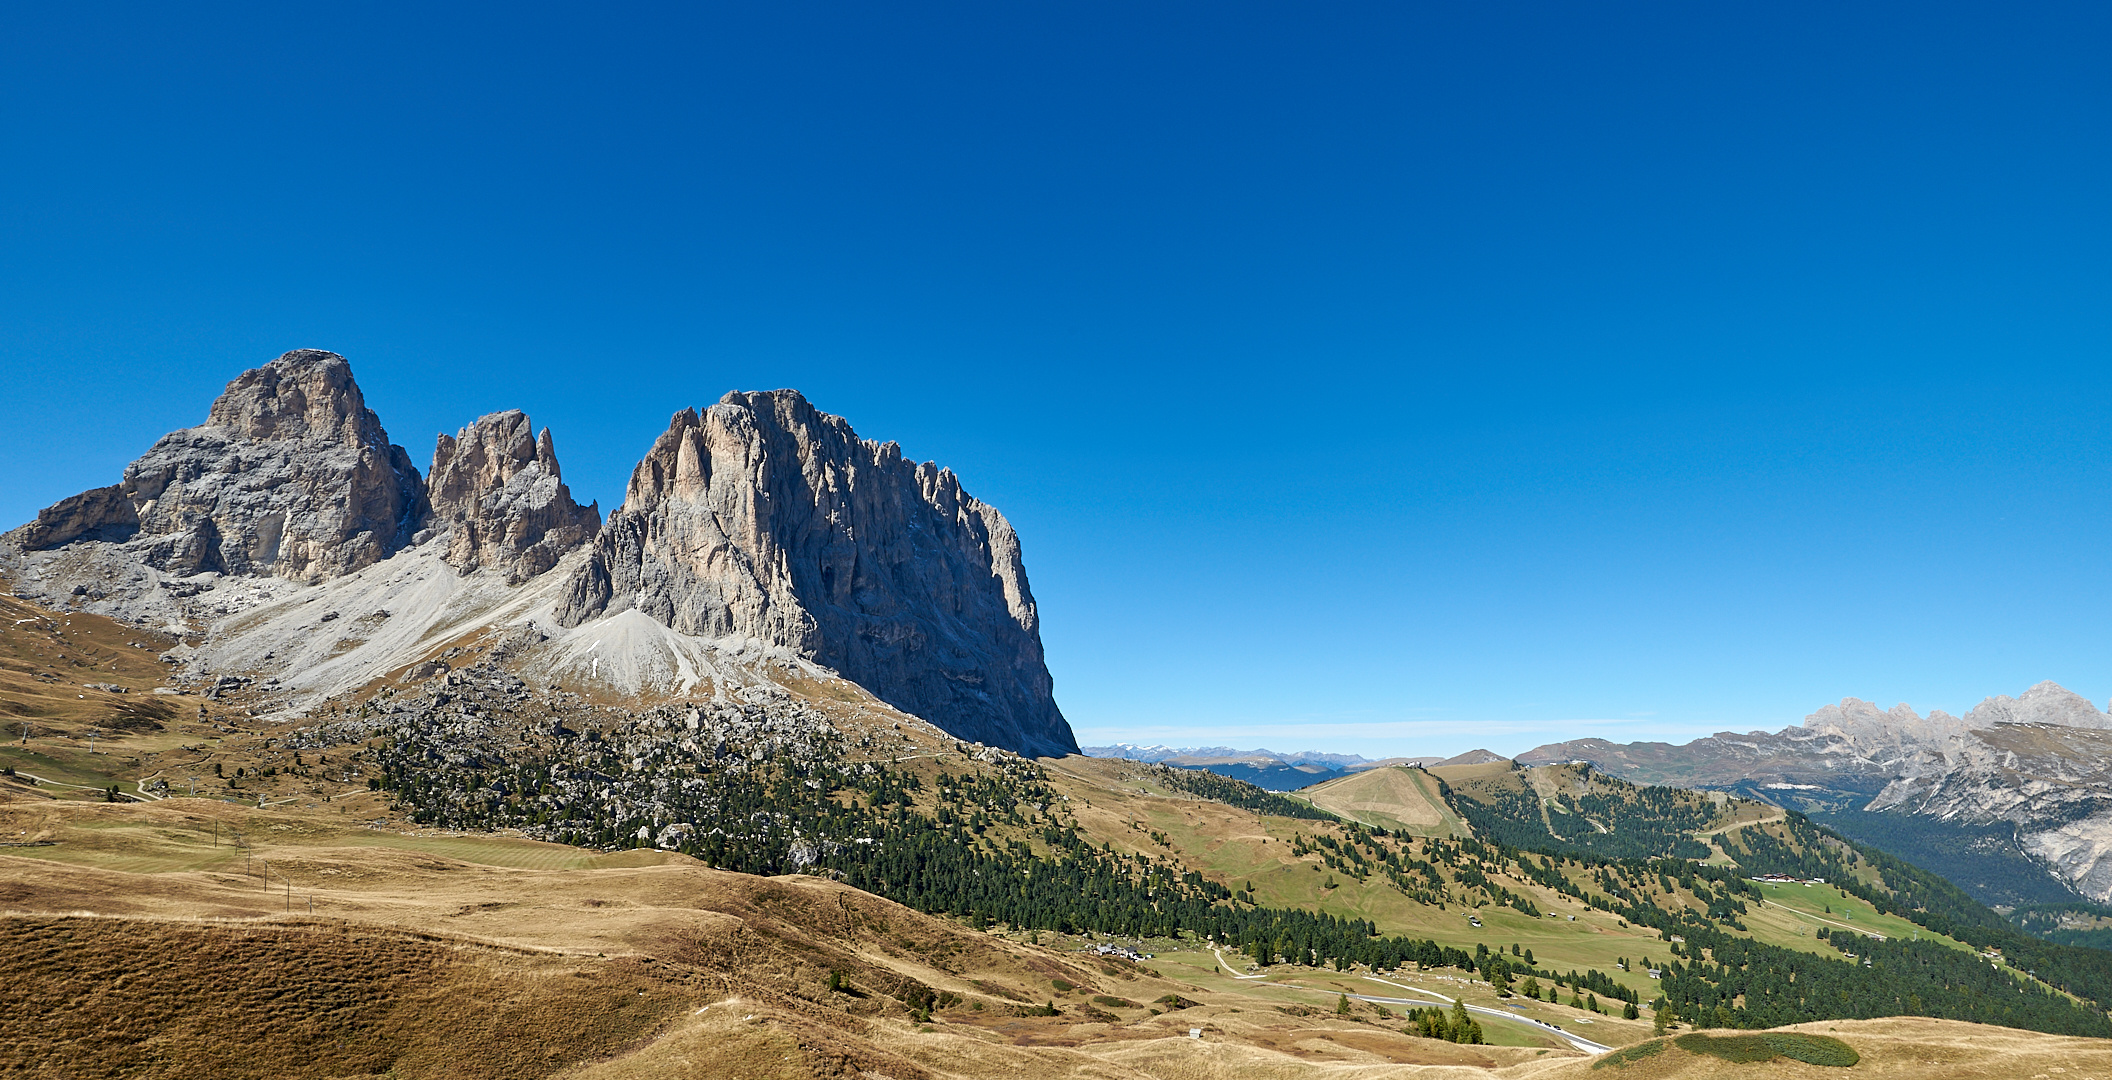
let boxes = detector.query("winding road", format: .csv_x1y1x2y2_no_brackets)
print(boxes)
9,770,151,802
1210,945,1269,978
1213,964,1615,1054
1340,976,1615,1054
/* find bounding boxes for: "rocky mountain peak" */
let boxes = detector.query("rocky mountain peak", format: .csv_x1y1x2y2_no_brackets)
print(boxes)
1798,682,2110,745
559,390,1076,758
8,354,1076,759
6,349,428,586
427,410,601,584
203,348,383,445
1963,680,2112,730
1801,696,1970,751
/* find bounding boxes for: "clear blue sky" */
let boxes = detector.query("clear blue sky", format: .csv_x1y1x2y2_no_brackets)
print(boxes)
3,4,2108,757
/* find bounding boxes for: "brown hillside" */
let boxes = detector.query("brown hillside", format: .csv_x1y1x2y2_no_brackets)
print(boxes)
1536,1017,2112,1079
0,795,1579,1079
1299,766,1463,836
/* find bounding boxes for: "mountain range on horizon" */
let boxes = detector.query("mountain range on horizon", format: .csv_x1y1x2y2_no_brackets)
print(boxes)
1080,743,1506,790
15,349,2112,930
1080,743,1384,768
1087,682,2112,908
1517,679,2112,907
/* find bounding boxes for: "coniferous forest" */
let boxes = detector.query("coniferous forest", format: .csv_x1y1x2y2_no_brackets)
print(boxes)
343,666,2112,1039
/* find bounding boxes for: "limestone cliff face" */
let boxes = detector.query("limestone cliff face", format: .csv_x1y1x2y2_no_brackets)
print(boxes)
556,391,1076,757
12,349,427,583
1802,697,1973,754
428,410,601,584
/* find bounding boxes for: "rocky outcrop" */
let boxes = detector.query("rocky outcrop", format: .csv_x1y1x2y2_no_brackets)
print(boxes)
14,485,141,549
427,410,600,584
1802,698,1973,753
9,349,427,583
1961,680,2112,731
556,390,1076,758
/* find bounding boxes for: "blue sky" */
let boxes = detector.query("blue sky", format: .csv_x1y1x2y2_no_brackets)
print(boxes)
3,4,2108,756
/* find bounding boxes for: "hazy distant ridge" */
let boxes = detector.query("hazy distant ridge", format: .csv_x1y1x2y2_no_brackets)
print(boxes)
1081,743,1376,768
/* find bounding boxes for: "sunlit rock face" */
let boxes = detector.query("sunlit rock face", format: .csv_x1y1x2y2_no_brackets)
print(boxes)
557,390,1077,758
427,409,600,584
10,348,428,584
6,354,1075,758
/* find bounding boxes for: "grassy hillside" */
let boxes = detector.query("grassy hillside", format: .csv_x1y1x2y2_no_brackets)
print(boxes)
2,794,1628,1077
1297,765,1463,835
8,588,2112,1073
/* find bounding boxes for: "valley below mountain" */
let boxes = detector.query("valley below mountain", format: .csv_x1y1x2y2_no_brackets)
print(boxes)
9,349,2112,1078
10,571,2112,1076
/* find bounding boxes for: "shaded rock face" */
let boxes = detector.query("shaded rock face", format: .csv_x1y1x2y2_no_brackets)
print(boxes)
428,410,601,584
12,349,428,583
557,390,1076,758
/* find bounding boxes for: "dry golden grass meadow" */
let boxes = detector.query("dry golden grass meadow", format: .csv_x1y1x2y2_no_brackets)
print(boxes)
6,591,2112,1078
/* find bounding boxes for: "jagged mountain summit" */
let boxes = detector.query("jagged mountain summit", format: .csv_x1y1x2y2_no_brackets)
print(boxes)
1,349,1076,758
1519,681,2112,905
555,392,1074,757
428,409,601,584
10,349,427,590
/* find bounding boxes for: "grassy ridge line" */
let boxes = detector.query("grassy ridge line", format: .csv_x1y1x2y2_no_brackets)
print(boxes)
1137,763,1339,822
1414,763,2112,1035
